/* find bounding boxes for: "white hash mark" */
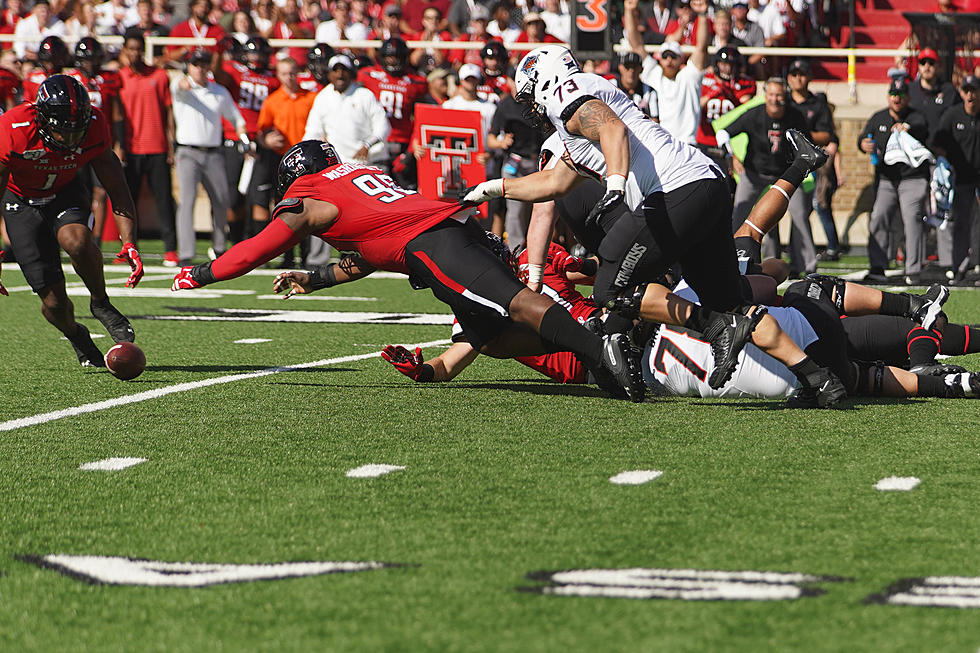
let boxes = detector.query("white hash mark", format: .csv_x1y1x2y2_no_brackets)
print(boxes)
609,470,663,485
79,457,147,471
234,338,272,344
875,476,921,491
346,464,406,478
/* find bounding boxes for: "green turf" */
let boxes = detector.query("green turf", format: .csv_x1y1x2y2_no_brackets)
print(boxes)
1,245,980,652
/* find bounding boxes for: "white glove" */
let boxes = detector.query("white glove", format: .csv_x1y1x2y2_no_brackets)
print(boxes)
459,179,504,205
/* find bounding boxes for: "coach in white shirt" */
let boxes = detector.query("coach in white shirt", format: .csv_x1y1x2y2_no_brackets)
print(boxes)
13,0,66,60
172,49,248,265
623,0,710,145
303,54,389,163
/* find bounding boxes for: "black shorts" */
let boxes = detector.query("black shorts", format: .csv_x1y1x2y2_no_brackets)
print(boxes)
223,140,246,209
3,177,92,292
783,280,856,389
405,218,526,351
248,146,281,208
841,315,917,367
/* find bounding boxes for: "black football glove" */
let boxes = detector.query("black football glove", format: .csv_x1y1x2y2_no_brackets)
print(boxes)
584,188,625,228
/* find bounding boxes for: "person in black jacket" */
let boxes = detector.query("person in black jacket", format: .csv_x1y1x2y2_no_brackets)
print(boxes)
932,75,980,283
859,79,931,284
908,47,961,141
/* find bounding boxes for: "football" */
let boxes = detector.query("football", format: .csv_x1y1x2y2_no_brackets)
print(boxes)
104,342,146,380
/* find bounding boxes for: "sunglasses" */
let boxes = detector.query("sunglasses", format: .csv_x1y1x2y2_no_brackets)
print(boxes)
888,91,908,97
661,52,680,60
918,58,937,66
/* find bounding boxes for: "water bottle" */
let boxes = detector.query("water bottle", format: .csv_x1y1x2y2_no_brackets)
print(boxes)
867,133,879,166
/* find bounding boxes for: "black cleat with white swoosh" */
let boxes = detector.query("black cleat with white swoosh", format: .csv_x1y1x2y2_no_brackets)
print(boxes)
786,369,847,408
704,305,768,390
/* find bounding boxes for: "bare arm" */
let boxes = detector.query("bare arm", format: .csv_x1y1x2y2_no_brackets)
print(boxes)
565,99,630,181
427,341,481,381
690,2,710,71
273,252,376,296
500,152,584,201
165,103,176,165
90,148,137,244
623,0,646,55
524,199,558,292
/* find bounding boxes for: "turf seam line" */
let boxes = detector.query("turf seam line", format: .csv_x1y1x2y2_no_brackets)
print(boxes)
0,339,452,433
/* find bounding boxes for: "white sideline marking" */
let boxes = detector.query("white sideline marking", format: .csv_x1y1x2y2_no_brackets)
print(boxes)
144,309,455,325
254,295,378,302
0,339,452,433
875,476,921,491
234,338,272,344
79,457,147,471
609,470,663,485
346,464,405,478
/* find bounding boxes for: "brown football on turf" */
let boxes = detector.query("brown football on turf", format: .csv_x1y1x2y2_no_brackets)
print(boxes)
104,342,146,380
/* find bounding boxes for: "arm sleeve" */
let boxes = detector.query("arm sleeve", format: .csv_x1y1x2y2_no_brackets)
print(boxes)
725,109,750,138
218,87,245,129
366,90,391,143
210,218,305,281
858,116,875,150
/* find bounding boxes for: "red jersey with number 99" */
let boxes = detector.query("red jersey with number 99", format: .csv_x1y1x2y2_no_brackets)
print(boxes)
284,162,470,272
222,61,280,137
0,103,110,198
356,66,428,145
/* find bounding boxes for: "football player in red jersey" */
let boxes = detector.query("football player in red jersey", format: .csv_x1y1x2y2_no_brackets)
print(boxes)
214,36,280,243
696,46,756,167
297,42,332,93
69,37,126,245
22,35,70,103
356,37,427,184
0,75,144,367
477,40,510,104
172,140,646,401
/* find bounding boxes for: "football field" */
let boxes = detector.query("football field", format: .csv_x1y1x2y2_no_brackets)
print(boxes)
2,249,980,652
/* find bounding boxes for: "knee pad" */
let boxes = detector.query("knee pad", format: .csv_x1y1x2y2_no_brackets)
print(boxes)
605,283,648,320
803,273,846,314
854,360,886,396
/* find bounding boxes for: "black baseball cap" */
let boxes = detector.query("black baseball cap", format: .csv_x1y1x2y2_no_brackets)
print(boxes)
888,79,909,95
620,52,642,68
787,58,810,75
961,75,980,90
187,48,210,65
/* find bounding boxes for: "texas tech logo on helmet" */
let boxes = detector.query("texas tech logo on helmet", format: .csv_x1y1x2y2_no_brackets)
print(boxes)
419,125,480,198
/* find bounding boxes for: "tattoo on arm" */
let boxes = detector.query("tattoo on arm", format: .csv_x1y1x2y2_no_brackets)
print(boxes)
568,99,622,141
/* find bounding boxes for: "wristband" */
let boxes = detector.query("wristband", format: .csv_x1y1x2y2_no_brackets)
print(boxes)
190,261,216,286
527,263,544,285
417,363,435,382
580,258,598,276
606,174,627,192
307,264,337,291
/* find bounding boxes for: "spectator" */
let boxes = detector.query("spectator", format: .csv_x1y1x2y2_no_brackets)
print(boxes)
617,51,657,119
448,0,487,37
272,0,314,65
814,119,845,261
119,30,178,266
748,0,785,74
251,0,277,36
711,9,745,49
626,0,709,145
167,0,227,65
858,79,931,284
487,71,544,249
229,10,256,43
350,0,372,29
908,47,961,140
64,0,98,40
731,0,766,78
126,0,170,65
368,3,405,45
511,12,563,59
486,1,520,43
152,0,172,27
450,6,494,67
14,0,66,61
402,0,450,34
477,39,510,104
932,75,980,282
540,0,569,43
315,0,369,44
667,0,710,46
94,0,132,35
302,0,325,24
644,0,674,40
0,50,21,111
1,0,25,30
421,66,451,104
718,77,815,276
409,6,453,74
172,48,248,265
697,46,754,166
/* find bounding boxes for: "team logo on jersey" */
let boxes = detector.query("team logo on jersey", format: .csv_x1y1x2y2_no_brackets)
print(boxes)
419,124,480,198
21,148,45,160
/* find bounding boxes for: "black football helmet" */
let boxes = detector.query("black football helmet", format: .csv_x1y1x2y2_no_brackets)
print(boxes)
244,36,272,72
219,35,246,64
481,40,508,76
37,35,70,72
35,74,92,152
714,46,741,80
379,37,409,76
277,140,341,199
74,36,104,66
307,42,334,84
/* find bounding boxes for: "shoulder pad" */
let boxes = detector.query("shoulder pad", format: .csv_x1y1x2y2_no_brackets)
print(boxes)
272,196,304,220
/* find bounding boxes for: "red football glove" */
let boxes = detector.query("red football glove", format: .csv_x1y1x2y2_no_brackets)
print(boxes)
551,251,584,277
117,242,143,288
171,266,202,291
380,345,424,380
0,251,7,296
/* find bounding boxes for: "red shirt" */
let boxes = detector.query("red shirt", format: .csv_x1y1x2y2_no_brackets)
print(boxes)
283,162,466,273
477,73,509,104
272,21,313,65
0,104,110,197
356,65,428,145
696,71,756,147
0,68,19,106
401,0,450,32
118,65,171,155
219,60,279,139
166,19,226,54
21,68,49,103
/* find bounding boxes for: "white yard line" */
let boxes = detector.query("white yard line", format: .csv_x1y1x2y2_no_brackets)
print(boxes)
0,339,451,433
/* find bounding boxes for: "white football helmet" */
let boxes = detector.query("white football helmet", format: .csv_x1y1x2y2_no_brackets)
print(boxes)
514,46,582,123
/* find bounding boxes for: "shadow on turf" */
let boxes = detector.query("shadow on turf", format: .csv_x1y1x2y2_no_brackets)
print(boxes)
143,365,359,373
692,397,925,410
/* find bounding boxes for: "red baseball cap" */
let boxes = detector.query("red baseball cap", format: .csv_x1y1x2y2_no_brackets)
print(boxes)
918,48,939,62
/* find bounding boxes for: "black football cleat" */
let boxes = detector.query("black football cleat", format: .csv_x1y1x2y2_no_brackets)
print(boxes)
599,333,645,402
704,305,767,390
905,283,950,332
785,128,829,173
90,297,135,343
68,323,106,368
786,368,847,409
909,362,968,376
943,372,980,398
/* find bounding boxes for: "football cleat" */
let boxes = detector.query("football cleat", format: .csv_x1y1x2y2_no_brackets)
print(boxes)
906,283,950,332
943,372,980,398
785,128,828,173
909,362,968,376
68,323,106,367
598,333,645,402
704,305,767,390
90,297,135,343
786,368,847,409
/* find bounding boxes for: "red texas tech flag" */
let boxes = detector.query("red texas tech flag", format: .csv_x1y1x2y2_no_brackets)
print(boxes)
413,105,487,214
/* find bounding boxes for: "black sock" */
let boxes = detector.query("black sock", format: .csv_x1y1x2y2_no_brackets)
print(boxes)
734,235,762,265
940,323,980,355
916,374,951,397
602,312,634,335
788,356,823,387
539,303,603,367
778,157,811,190
907,326,941,367
684,306,721,334
879,291,911,317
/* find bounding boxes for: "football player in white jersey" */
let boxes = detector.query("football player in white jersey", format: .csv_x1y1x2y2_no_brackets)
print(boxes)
462,46,846,407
